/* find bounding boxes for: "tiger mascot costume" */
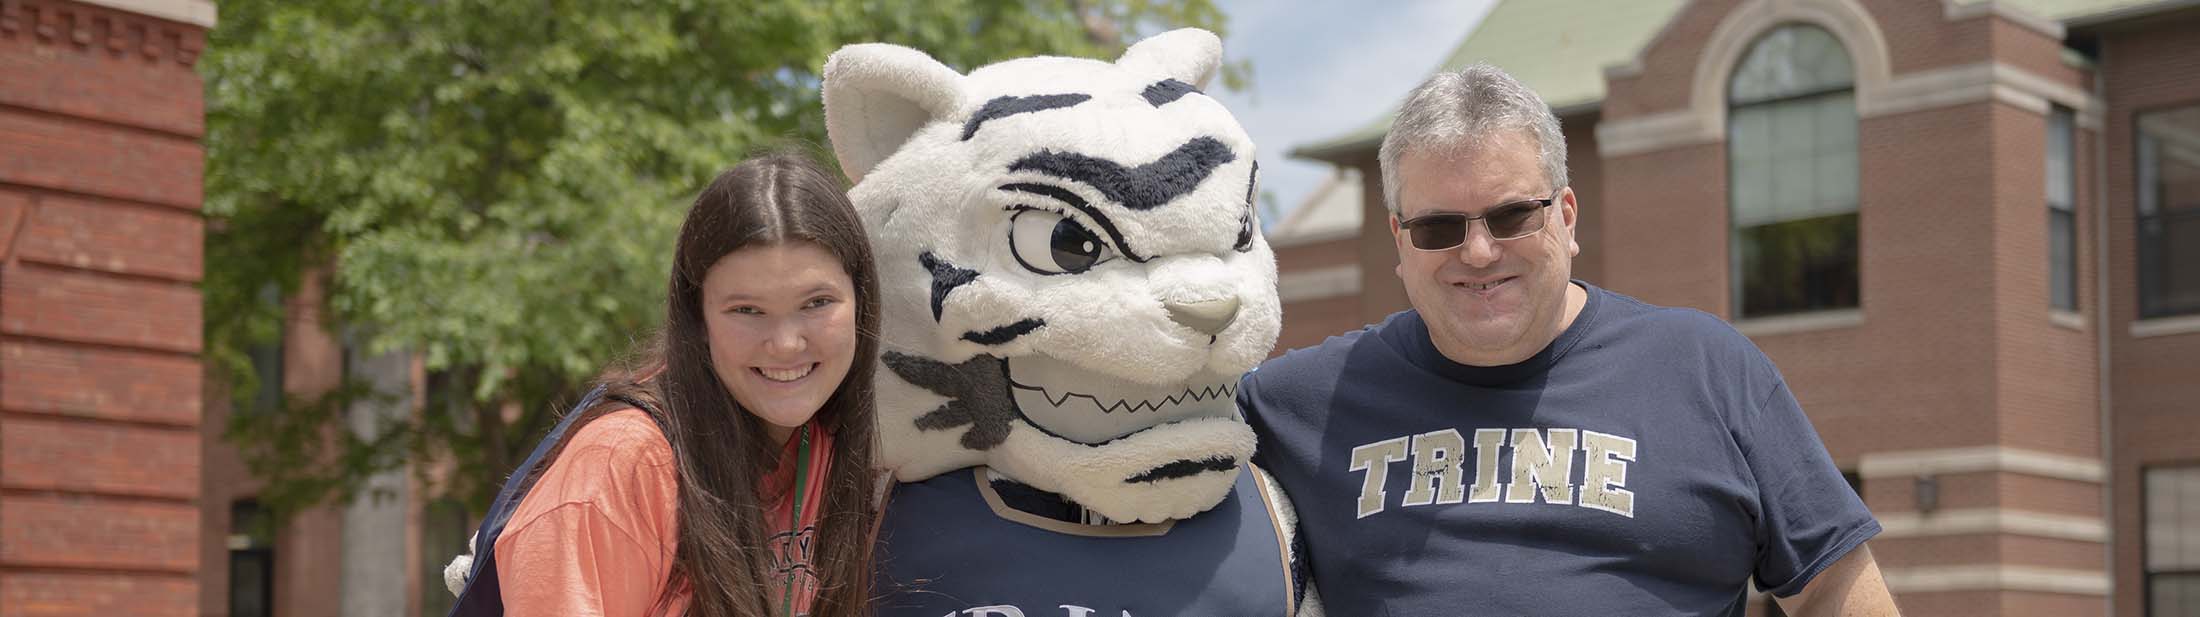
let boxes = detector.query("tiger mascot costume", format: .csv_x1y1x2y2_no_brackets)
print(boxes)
825,28,1316,616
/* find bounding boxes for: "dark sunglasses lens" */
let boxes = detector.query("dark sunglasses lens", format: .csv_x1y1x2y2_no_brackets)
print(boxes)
1410,217,1466,250
1488,206,1541,239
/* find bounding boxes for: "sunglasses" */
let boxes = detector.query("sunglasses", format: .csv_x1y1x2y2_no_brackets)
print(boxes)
1396,195,1559,251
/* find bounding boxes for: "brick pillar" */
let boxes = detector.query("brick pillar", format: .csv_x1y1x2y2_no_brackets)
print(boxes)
0,0,213,615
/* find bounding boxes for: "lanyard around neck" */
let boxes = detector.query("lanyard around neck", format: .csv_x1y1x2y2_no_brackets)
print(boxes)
781,424,811,617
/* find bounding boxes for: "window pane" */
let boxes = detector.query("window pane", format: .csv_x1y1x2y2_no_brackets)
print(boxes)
2051,209,2077,310
2140,106,2200,214
2167,142,2200,214
2137,105,2200,317
1817,150,1860,216
1815,92,1859,153
2155,573,2200,617
2162,214,2200,315
2049,107,2076,209
1729,25,1854,105
1774,146,1817,220
1737,213,1860,317
2143,132,2163,216
2149,467,2200,571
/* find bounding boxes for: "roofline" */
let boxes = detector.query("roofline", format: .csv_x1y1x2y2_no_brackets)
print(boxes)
2065,0,2200,29
1288,101,1605,164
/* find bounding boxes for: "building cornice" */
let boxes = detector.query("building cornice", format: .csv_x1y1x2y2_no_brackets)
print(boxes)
62,0,213,28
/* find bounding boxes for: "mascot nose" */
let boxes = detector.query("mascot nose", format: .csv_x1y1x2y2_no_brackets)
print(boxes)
1166,297,1240,336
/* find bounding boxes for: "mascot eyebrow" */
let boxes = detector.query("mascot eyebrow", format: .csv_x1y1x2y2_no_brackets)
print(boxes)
920,251,1047,344
962,93,1091,141
1007,137,1237,212
1141,78,1198,106
918,251,978,322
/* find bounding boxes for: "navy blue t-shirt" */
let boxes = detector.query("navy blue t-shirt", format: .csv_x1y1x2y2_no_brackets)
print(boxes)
1239,282,1878,616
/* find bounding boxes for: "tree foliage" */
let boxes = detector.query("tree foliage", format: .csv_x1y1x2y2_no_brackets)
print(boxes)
203,0,1239,516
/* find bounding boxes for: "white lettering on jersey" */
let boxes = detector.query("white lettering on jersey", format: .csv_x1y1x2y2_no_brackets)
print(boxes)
1348,437,1411,518
1348,428,1635,519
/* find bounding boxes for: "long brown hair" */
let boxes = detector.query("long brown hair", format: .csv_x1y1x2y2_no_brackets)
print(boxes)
544,152,880,617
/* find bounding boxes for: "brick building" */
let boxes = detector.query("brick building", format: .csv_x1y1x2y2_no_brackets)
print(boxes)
1280,0,2200,615
0,0,215,615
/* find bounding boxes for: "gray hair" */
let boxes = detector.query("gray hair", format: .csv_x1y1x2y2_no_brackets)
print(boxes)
1378,63,1568,214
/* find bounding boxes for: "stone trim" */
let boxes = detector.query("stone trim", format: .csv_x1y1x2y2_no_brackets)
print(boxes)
65,0,214,28
1597,108,1722,158
1880,565,2110,595
2050,310,2086,331
1858,446,2104,483
1875,508,2107,542
1597,0,2101,158
1600,60,2100,157
2131,313,2200,339
1278,265,1361,304
1942,0,2065,40
1732,308,1864,338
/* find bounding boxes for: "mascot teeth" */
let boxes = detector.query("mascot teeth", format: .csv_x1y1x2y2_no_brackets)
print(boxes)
1005,354,1236,444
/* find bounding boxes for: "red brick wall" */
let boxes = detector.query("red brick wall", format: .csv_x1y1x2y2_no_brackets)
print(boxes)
0,1,207,615
1598,1,2112,614
2099,13,2200,617
1273,237,1366,355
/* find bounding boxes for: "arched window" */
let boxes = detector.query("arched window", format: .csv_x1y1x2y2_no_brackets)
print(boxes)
1728,24,1859,318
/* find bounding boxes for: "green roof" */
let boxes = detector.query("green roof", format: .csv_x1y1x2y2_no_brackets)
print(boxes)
1291,0,1689,162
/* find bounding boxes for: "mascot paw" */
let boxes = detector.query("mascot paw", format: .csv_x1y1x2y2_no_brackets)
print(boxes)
443,553,473,597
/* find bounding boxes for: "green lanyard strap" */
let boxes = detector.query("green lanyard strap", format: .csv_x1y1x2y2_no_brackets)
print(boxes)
781,425,811,617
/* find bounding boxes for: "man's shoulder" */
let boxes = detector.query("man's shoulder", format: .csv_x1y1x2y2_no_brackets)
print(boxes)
1251,313,1404,389
1590,285,1759,353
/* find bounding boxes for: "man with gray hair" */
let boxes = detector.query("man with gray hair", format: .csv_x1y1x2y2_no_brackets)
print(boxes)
1236,64,1900,615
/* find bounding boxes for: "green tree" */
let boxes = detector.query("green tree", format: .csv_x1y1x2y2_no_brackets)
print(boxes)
203,0,1240,517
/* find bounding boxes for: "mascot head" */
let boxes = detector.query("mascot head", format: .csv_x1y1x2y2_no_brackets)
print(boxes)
823,29,1279,523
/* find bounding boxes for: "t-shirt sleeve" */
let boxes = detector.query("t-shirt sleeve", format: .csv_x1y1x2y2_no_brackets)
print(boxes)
1738,374,1881,597
494,409,683,616
1237,367,1279,470
498,503,673,616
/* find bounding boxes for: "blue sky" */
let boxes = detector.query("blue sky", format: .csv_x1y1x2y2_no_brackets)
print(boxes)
1206,0,1497,227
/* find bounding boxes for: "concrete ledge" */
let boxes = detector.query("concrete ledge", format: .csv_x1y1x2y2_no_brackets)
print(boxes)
1881,565,2109,595
1875,508,2107,542
70,0,216,28
2131,313,2200,339
1278,265,1361,304
1859,446,2104,483
1600,59,2100,157
2050,310,2085,331
1943,0,2066,41
1597,109,1721,158
1732,309,1863,338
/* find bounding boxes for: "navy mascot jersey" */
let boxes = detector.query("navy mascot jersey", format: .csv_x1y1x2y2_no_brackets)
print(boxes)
873,466,1295,617
1239,282,1879,616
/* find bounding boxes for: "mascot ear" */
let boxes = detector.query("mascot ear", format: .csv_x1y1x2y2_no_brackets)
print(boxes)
1117,28,1224,90
823,43,968,183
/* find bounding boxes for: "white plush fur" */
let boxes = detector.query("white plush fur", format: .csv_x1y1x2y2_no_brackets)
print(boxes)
824,28,1283,522
443,551,472,596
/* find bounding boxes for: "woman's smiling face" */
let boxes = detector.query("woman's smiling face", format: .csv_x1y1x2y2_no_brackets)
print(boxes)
700,241,858,444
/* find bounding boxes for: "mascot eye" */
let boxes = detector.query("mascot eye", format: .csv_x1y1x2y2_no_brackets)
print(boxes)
1234,213,1255,252
1010,208,1113,275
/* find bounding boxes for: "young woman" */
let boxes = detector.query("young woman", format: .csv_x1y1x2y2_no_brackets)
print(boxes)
494,153,881,617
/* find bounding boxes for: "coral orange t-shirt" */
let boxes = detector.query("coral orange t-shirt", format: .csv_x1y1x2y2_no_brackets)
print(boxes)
496,408,835,617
